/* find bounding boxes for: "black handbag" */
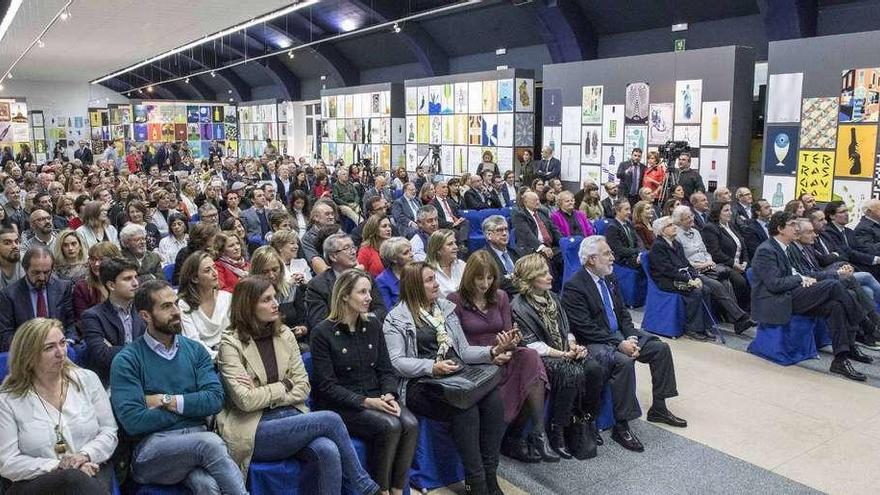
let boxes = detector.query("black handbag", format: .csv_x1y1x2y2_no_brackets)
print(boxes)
422,363,502,410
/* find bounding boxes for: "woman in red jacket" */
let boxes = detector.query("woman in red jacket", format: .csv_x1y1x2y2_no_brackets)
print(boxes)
214,232,250,291
357,214,392,277
642,151,666,199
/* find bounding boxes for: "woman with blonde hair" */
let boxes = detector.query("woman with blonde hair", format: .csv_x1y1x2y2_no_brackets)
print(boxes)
376,237,413,309
632,200,657,249
0,318,117,493
178,251,230,360
268,229,312,286
312,270,418,495
250,246,308,347
216,276,379,494
358,214,393,277
53,229,89,282
72,242,122,326
214,232,250,292
447,251,553,463
426,229,465,298
75,201,117,250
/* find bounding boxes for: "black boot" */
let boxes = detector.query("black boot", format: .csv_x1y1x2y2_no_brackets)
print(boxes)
547,424,573,459
500,430,539,463
527,431,560,462
465,477,490,495
485,470,505,495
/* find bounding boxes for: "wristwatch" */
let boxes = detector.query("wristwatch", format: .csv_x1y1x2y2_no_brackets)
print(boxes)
161,394,172,407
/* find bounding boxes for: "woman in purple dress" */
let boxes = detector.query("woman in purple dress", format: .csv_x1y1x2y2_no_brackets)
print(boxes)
447,251,555,464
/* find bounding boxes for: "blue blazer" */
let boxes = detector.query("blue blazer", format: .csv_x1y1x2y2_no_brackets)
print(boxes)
376,268,400,310
82,299,146,384
750,239,804,325
0,276,75,352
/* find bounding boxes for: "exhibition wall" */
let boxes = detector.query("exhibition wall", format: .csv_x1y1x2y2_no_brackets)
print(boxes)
762,29,880,226
541,45,755,191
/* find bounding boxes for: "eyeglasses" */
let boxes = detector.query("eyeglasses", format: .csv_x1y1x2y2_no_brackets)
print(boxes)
335,245,356,253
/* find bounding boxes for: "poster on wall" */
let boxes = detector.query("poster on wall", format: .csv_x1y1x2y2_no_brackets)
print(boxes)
514,114,534,147
796,150,835,202
441,84,454,114
673,126,701,150
417,87,429,114
482,80,498,113
481,114,498,146
452,83,467,114
561,107,581,143
839,68,880,123
834,124,877,179
700,101,730,147
674,79,702,124
766,73,803,123
648,103,673,145
543,88,563,126
763,175,796,210
560,144,581,182
763,126,800,175
581,125,601,164
405,87,418,115
498,80,514,112
455,115,468,145
515,78,534,112
0,103,10,121
624,126,647,158
581,85,603,125
833,179,871,227
468,82,482,115
497,147,514,174
453,145,467,175
873,153,880,198
602,105,623,144
467,116,482,145
624,82,649,125
497,114,513,147
697,147,726,190
800,97,838,149
601,145,624,183
580,165,602,189
542,126,561,152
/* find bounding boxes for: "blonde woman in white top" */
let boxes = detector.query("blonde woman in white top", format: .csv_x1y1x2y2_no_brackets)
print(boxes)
426,229,465,298
0,318,117,494
177,251,232,359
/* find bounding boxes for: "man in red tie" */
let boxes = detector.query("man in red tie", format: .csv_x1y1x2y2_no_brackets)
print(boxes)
0,245,76,351
511,191,563,288
432,179,470,250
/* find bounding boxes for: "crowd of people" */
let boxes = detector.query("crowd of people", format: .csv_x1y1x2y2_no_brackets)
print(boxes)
0,137,871,495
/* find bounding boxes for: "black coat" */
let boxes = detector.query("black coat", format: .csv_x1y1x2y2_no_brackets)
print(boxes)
0,276,75,352
702,222,748,267
433,197,462,229
605,219,642,269
560,269,642,346
511,292,571,351
648,238,698,292
462,188,501,210
601,197,615,219
821,223,875,267
616,160,644,198
82,299,146,384
742,218,769,263
750,239,806,325
304,270,387,329
510,207,560,255
852,217,880,256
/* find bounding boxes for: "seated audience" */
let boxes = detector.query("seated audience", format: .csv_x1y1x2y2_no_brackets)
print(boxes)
110,280,247,493
649,216,715,340
0,246,75,352
268,229,313,285
301,199,341,274
500,171,517,207
605,199,643,269
632,200,656,249
550,191,594,238
600,182,619,219
75,201,118,250
333,167,363,224
462,175,501,211
538,187,557,215
512,191,563,287
783,199,805,218
305,233,386,329
240,188,271,246
742,199,772,262
250,246,308,348
577,182,604,221
73,242,121,326
172,223,219,285
53,229,89,282
177,250,231,359
158,212,188,266
214,232,250,292
690,192,710,230
480,215,521,298
21,208,58,253
0,318,118,494
119,223,164,283
376,236,413,309
352,195,397,247
732,187,753,230
426,229,465,298
713,187,732,204
123,200,161,251
312,270,418,495
357,214,392,277
448,252,553,462
391,182,421,239
290,190,310,239
383,262,515,494
822,201,880,277
409,205,440,262
433,180,470,250
563,236,686,454
701,201,751,311
82,257,144,385
751,212,872,381
217,276,378,494
419,182,435,206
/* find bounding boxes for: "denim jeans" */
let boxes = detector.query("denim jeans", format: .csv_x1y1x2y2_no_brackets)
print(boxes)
253,408,378,495
854,271,880,304
131,426,247,494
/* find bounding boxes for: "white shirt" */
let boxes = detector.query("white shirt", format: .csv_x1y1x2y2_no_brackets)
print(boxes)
411,233,428,262
434,259,466,299
285,258,313,284
178,290,233,360
0,368,118,481
158,234,188,266
719,223,743,263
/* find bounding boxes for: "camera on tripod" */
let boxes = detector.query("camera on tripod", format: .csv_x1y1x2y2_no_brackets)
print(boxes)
658,140,691,164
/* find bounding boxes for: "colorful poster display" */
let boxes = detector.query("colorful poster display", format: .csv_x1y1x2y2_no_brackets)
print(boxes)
834,124,877,179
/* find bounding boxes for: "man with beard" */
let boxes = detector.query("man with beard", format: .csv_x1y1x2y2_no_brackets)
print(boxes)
21,208,58,253
110,280,246,494
0,227,23,289
0,245,75,351
119,223,165,283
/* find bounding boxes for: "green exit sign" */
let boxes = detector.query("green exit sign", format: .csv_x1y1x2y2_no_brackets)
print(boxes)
674,39,686,51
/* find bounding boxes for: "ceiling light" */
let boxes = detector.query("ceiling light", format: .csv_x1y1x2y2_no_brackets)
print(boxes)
340,19,357,32
229,98,234,102
147,86,153,92
184,77,189,83
37,39,45,48
210,71,216,78
0,84,4,91
90,0,319,84
288,50,294,59
0,1,24,46
60,9,70,21
228,90,232,94
6,72,11,79
392,22,401,34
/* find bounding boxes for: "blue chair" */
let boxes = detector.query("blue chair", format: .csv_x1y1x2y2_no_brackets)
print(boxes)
409,419,465,491
640,255,687,337
341,216,357,234
462,208,502,252
163,264,175,282
593,218,610,235
560,236,585,285
612,262,646,308
190,214,200,223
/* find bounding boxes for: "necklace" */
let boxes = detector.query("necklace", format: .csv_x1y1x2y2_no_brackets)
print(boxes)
34,378,69,456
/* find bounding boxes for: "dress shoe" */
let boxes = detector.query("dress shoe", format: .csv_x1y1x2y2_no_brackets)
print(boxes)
547,425,573,459
646,407,688,428
611,426,645,452
856,333,880,351
500,434,540,463
733,318,756,335
685,331,710,341
850,346,874,364
830,357,867,382
527,431,560,462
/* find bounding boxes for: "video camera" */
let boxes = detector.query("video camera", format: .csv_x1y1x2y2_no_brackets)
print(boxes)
658,140,691,164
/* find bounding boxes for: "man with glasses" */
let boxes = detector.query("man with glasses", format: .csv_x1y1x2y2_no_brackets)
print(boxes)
821,201,880,277
21,208,57,253
751,212,870,381
480,215,520,297
351,195,398,247
303,233,386,328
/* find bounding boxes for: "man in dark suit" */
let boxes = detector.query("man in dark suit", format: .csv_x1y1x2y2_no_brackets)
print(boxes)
0,246,75,352
304,234,386,329
751,212,871,381
562,236,686,453
433,180,470,248
535,146,561,182
616,148,644,206
391,182,421,238
462,175,502,211
361,174,394,214
480,215,521,298
74,141,93,165
600,182,620,219
822,200,880,277
240,188,270,246
743,199,772,262
690,192,710,231
82,257,145,384
852,199,880,256
605,199,643,269
154,142,171,170
512,190,562,289
732,187,753,231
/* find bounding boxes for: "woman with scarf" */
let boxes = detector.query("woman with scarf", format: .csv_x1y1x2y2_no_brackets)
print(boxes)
214,232,250,292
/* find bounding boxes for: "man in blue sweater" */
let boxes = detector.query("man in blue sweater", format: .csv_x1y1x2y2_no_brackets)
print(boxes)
110,280,246,493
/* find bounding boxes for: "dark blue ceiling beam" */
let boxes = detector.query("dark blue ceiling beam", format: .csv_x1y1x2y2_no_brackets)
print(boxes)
149,61,215,100
527,0,597,63
756,0,817,41
224,31,301,100
134,64,209,100
116,71,179,100
346,0,449,76
264,17,359,87
106,77,177,101
175,50,251,101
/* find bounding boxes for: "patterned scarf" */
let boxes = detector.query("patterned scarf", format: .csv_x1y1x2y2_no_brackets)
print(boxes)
419,305,451,362
217,256,249,278
523,288,563,350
